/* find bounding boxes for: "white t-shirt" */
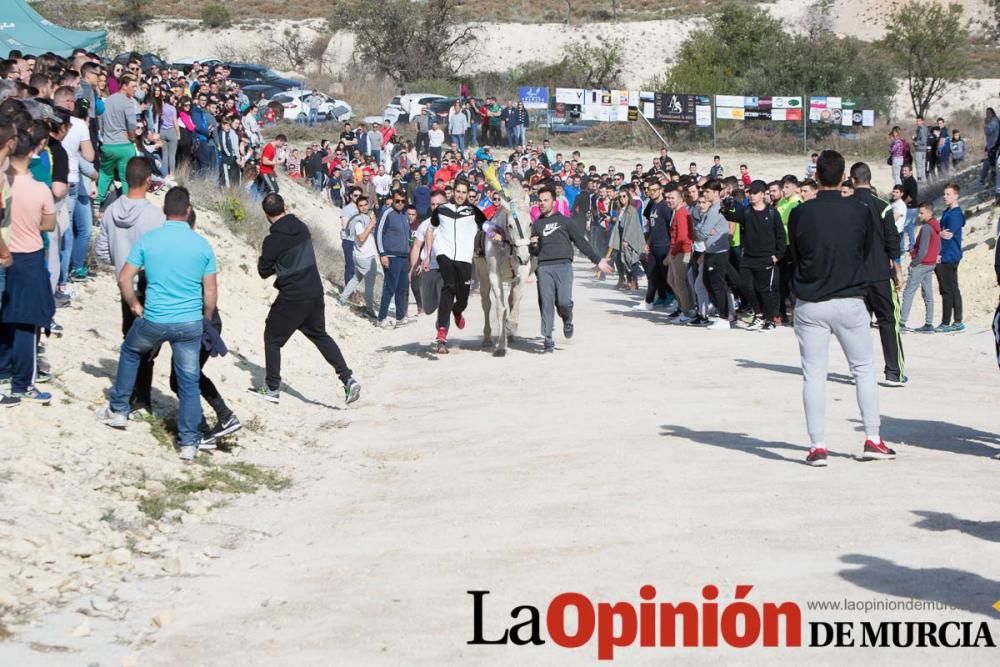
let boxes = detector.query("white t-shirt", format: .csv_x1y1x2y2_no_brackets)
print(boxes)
416,217,439,270
352,214,377,261
373,174,392,196
428,129,445,148
890,199,907,233
340,201,358,241
63,116,90,184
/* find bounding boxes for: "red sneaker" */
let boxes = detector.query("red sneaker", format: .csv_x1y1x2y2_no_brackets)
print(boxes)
454,312,466,330
861,439,896,461
435,327,447,343
805,447,829,467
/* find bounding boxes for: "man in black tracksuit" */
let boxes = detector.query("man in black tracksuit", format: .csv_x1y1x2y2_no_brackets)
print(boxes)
636,180,672,309
737,180,787,330
851,162,906,385
529,185,613,352
253,193,360,404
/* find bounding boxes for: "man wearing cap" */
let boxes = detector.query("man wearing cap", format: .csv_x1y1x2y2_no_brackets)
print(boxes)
736,179,786,330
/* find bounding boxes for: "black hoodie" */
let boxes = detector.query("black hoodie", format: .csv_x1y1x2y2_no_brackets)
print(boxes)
258,214,324,302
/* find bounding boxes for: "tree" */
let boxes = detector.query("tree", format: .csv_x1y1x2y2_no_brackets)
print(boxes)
111,0,150,36
564,38,624,89
663,2,785,95
880,1,969,117
329,0,476,81
800,0,835,40
978,0,1000,40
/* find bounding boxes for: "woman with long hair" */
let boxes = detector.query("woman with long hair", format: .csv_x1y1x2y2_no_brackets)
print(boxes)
888,126,906,185
108,62,123,94
176,96,196,171
606,186,645,290
159,90,179,179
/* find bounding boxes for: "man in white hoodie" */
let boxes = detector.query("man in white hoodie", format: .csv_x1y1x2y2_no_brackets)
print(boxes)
95,157,165,414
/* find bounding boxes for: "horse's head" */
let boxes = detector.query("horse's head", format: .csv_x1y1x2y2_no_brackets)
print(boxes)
502,180,533,265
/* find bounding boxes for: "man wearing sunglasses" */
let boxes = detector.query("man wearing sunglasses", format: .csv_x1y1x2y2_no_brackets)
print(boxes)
375,191,412,327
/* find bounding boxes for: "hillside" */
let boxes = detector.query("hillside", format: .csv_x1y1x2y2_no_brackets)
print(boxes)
0,171,384,637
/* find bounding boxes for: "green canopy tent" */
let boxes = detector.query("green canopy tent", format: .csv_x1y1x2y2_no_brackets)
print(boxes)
1,0,105,58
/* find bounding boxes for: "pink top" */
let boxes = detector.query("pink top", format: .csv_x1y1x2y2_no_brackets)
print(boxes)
178,111,195,132
8,174,54,253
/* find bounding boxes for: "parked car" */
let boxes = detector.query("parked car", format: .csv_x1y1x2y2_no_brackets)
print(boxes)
399,93,446,121
225,63,302,99
112,52,170,73
427,97,463,124
270,90,353,122
170,56,223,74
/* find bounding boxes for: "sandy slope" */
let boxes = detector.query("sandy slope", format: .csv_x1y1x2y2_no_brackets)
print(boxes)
2,162,999,663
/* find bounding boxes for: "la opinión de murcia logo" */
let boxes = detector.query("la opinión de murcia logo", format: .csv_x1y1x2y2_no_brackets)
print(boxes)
468,587,998,660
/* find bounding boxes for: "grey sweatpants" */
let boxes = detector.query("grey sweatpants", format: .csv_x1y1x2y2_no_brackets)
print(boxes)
537,261,574,339
419,268,442,315
340,255,377,312
794,298,880,445
900,263,935,327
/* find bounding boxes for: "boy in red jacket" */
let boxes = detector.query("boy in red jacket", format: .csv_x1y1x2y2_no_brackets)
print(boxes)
900,201,940,333
664,183,693,323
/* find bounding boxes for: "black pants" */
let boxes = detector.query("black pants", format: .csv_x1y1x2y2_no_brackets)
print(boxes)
489,125,501,146
644,248,669,304
739,263,778,319
415,132,428,154
436,255,472,330
703,252,731,319
169,317,232,425
777,255,794,319
120,292,153,410
935,263,962,324
264,297,352,390
258,172,279,195
865,279,905,380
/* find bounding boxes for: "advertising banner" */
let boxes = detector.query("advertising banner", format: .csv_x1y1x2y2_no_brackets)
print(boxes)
517,86,549,110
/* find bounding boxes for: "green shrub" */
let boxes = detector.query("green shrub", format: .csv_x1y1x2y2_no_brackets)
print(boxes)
200,2,232,28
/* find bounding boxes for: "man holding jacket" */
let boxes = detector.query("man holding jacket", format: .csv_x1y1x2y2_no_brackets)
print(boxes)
252,194,361,405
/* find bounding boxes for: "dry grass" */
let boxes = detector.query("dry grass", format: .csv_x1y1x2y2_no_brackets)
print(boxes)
36,0,765,24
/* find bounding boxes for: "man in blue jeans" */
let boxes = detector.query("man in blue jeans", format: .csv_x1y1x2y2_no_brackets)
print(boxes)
96,187,218,462
375,189,411,327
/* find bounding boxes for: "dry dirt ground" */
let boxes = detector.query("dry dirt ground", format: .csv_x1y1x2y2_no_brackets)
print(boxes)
4,251,1000,664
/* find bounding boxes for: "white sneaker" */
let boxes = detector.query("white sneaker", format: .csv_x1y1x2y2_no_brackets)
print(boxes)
177,445,198,462
394,317,411,327
675,313,692,324
96,403,128,429
708,318,731,330
377,318,393,328
746,317,764,330
631,301,652,311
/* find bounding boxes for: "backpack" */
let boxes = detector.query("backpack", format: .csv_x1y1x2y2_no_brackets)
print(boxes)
951,139,966,161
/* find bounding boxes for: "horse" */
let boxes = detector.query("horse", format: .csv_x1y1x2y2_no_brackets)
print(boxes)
473,189,536,357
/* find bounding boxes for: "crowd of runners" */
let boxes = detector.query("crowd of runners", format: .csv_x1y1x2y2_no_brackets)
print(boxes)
0,44,996,464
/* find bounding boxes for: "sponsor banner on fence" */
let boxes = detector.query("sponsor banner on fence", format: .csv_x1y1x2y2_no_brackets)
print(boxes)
809,96,873,125
716,106,745,120
517,86,549,110
715,95,745,109
651,93,712,127
555,88,584,105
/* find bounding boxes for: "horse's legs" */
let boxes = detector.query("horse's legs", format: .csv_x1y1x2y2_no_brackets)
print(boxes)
507,263,532,337
490,255,509,353
475,257,493,346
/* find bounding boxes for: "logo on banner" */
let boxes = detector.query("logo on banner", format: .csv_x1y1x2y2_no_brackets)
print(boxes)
518,86,549,110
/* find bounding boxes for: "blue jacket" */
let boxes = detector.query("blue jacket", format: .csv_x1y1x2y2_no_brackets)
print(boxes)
375,207,410,258
413,185,431,218
191,106,211,142
939,206,965,264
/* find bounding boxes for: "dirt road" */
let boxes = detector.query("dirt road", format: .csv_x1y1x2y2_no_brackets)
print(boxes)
7,259,1000,665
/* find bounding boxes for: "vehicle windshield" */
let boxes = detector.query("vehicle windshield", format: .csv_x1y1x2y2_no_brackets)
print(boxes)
262,69,283,80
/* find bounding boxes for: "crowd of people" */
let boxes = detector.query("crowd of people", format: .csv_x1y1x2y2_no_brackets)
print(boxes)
0,44,994,463
0,48,360,462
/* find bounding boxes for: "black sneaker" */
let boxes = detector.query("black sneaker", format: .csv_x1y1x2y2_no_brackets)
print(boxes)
344,377,361,404
209,414,243,439
689,315,710,327
1,395,19,408
563,320,574,339
54,293,71,309
762,321,777,331
543,337,555,353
